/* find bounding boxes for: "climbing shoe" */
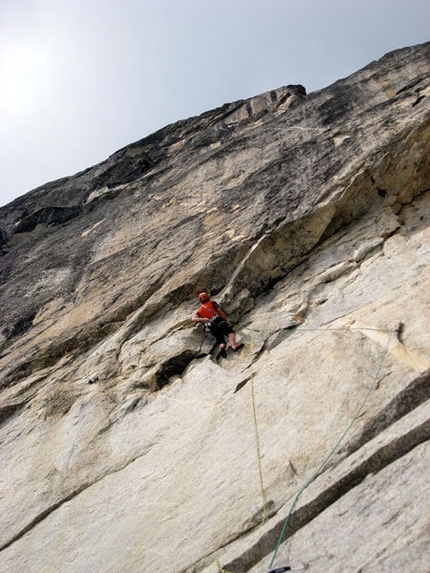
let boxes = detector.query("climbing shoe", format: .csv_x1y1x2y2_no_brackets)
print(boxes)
217,346,227,359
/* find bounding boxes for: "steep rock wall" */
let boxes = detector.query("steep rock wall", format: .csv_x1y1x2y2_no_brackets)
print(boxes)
0,42,429,573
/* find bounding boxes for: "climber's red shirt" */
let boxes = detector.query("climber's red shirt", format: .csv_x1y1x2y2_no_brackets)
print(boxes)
196,300,220,319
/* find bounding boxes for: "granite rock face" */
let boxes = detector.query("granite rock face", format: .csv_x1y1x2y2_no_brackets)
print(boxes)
0,43,429,573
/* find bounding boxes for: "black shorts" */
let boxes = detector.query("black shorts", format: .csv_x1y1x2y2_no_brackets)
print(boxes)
207,316,234,344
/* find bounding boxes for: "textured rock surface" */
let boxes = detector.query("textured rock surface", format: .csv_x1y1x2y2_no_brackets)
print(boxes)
0,42,429,573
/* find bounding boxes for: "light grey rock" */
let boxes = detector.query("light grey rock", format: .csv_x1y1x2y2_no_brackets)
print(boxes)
248,440,430,573
0,42,429,573
216,394,430,573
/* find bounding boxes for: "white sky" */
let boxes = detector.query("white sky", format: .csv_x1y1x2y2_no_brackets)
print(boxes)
0,0,429,207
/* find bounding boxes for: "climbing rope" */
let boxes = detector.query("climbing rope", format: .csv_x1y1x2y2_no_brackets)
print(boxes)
214,323,394,573
214,334,267,573
215,558,235,573
249,331,268,526
267,327,394,572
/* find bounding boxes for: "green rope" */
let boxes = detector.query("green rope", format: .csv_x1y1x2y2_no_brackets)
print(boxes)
267,329,393,571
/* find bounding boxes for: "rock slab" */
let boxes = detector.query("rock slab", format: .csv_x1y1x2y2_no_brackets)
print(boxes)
0,42,429,573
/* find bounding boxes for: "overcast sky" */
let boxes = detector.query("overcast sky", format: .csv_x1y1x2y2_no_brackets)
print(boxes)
1,0,429,207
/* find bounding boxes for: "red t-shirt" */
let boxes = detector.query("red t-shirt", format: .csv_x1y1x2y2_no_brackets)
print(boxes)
197,300,220,319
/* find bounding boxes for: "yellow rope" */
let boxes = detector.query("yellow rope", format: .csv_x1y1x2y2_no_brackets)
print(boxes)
214,334,267,573
216,324,393,572
215,558,234,573
249,331,268,526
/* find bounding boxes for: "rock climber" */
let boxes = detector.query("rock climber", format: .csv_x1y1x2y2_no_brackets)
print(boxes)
192,291,244,359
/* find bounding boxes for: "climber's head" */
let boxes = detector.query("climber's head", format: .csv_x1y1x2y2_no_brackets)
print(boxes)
198,292,210,303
